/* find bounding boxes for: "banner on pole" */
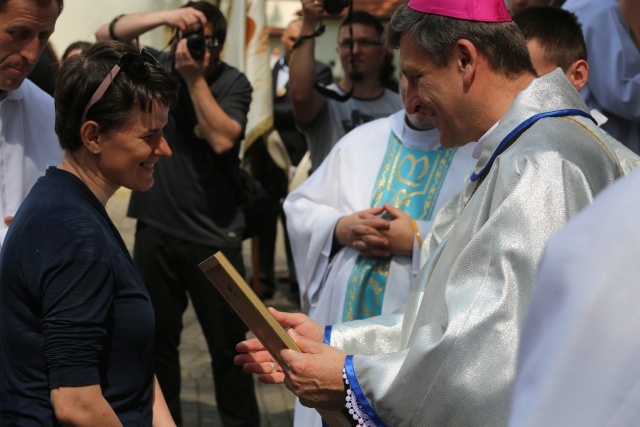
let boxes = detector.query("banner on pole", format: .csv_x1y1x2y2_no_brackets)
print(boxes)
222,0,273,155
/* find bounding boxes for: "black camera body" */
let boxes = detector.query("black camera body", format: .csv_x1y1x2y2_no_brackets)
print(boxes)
185,29,207,60
324,0,349,15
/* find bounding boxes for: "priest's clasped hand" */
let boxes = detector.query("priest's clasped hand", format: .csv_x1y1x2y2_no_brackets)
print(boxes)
334,203,416,258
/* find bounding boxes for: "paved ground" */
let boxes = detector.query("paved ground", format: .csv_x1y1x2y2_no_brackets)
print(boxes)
106,188,299,427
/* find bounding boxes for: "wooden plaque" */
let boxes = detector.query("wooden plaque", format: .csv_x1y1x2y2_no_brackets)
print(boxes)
198,252,352,427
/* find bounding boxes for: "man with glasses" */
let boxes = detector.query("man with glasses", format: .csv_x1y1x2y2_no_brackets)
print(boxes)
0,0,63,251
95,2,259,426
291,2,403,172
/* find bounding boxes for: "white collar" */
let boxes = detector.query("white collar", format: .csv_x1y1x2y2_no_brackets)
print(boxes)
472,120,500,159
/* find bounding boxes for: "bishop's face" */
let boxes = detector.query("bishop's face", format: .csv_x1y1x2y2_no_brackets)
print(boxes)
400,35,470,149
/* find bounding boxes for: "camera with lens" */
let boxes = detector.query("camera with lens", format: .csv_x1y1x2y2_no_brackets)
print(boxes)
323,0,349,15
185,29,207,60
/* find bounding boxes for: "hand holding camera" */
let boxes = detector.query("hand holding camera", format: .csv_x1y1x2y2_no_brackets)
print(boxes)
300,0,350,37
165,7,217,61
164,6,207,34
183,27,218,60
172,30,211,86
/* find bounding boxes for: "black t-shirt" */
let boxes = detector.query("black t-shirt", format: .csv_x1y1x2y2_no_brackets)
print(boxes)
128,48,253,248
0,168,155,425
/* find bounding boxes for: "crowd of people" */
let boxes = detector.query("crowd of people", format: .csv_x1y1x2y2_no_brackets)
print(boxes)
0,0,639,426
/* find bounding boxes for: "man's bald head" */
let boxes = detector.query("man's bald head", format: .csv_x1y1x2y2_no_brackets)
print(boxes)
281,19,303,58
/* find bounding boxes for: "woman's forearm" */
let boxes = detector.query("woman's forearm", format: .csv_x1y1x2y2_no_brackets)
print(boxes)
51,384,122,427
152,376,176,427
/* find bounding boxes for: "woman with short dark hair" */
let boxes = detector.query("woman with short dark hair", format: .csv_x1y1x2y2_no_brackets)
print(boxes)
0,40,179,426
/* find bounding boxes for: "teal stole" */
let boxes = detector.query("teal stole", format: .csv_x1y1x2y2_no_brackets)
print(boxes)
342,132,457,321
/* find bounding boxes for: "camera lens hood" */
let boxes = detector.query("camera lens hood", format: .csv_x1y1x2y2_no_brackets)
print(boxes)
186,32,206,60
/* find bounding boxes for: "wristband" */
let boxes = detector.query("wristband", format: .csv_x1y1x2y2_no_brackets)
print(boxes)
411,219,423,249
109,14,125,41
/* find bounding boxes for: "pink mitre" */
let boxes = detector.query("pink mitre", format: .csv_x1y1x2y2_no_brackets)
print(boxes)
407,0,512,22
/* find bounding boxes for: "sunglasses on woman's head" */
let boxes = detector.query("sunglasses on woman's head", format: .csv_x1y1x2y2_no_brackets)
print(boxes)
81,49,163,123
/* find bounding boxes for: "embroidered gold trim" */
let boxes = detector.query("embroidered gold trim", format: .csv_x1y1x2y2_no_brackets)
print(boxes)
561,116,624,176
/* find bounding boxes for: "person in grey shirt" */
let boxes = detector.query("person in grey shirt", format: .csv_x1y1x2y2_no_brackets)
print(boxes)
290,1,402,171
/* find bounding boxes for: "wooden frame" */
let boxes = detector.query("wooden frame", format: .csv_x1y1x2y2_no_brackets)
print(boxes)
198,252,352,427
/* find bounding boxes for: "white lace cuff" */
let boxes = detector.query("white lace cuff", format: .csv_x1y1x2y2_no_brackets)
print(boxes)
344,368,375,426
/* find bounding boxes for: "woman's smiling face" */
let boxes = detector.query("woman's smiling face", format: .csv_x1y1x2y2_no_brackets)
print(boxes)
96,102,171,193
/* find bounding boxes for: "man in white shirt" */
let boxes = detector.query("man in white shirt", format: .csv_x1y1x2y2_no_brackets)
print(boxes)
0,0,63,250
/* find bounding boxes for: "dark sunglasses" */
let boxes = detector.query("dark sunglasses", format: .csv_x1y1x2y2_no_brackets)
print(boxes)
81,49,163,123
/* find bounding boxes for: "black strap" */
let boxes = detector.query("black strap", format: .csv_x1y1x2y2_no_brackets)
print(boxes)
313,82,353,102
292,22,326,50
109,14,125,41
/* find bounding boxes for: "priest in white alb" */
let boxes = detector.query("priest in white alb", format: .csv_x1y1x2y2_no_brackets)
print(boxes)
285,82,476,326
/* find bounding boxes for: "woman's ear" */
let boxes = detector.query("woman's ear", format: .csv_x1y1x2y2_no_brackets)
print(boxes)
80,120,102,154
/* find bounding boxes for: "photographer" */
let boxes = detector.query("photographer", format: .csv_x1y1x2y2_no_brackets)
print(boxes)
290,1,402,171
95,2,259,426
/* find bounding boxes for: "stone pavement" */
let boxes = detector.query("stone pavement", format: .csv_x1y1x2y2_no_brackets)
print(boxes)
106,188,299,427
